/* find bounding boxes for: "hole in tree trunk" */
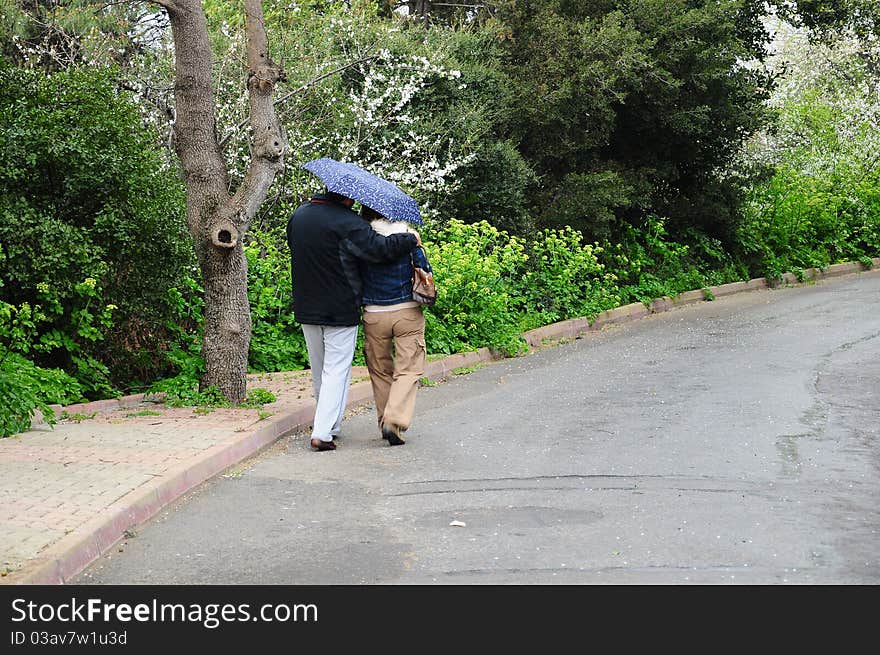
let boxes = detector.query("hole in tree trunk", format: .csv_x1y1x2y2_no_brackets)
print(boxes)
211,221,238,249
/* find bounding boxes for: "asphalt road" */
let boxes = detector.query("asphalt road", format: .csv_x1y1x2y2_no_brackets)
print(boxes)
75,272,880,584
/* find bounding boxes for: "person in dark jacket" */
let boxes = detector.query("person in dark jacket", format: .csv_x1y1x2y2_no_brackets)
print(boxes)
287,190,420,451
359,205,431,446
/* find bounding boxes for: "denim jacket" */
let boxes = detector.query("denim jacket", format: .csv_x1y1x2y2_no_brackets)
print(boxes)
360,220,432,306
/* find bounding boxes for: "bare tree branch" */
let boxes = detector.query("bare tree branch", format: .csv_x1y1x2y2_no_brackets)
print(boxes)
218,52,377,150
118,79,176,123
277,53,377,108
226,0,288,225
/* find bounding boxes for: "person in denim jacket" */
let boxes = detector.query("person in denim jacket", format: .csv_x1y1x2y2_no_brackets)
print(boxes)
359,206,431,446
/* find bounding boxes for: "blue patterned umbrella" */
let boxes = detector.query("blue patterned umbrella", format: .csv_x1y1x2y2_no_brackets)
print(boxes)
302,157,423,226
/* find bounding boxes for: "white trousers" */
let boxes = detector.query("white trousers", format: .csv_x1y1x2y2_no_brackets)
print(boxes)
301,324,359,443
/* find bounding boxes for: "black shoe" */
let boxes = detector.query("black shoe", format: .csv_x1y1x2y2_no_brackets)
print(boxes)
381,425,405,446
310,438,336,451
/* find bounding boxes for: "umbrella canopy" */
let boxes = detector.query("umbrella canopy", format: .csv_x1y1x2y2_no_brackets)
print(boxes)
302,157,423,226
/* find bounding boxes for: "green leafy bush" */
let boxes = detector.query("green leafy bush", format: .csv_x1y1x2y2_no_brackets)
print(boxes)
597,217,733,305
0,353,85,437
0,60,193,393
738,166,880,281
516,225,621,323
733,31,880,279
245,234,309,373
425,220,530,356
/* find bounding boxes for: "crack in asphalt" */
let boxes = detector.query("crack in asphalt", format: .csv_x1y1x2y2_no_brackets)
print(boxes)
401,473,706,484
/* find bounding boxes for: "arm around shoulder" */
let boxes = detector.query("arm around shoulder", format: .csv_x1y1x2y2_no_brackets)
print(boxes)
344,221,417,263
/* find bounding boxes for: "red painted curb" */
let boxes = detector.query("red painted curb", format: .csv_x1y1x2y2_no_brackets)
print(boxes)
13,401,317,585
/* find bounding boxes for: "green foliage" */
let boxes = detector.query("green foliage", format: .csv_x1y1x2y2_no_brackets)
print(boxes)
0,352,85,437
159,274,205,387
147,352,205,408
0,242,87,436
240,388,277,408
541,171,635,242
778,0,880,41
492,0,772,246
245,234,309,373
738,166,880,279
60,411,96,423
596,217,741,305
515,226,621,323
0,60,193,393
439,140,538,237
124,410,162,418
156,380,275,410
146,276,204,406
163,384,231,409
736,58,880,279
425,220,530,356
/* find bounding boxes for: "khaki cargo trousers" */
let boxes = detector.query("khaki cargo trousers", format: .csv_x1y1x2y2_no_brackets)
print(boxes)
362,306,426,434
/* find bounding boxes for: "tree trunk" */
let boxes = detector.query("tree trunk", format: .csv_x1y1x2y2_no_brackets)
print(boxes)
199,240,251,403
165,0,286,404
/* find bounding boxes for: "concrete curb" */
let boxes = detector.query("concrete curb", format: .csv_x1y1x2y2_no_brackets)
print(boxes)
523,257,880,347
11,256,880,584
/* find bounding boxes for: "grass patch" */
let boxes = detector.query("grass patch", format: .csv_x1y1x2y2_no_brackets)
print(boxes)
239,388,276,408
60,411,97,422
124,409,163,418
451,363,483,375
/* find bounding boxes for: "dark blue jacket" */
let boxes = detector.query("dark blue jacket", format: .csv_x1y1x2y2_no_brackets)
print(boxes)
287,195,418,326
360,221,432,306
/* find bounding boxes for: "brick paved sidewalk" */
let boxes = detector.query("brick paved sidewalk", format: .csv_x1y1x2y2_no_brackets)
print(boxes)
0,350,490,585
0,368,350,584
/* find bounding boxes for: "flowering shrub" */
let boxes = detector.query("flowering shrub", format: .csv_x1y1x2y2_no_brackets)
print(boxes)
421,220,530,356
597,218,721,305
516,226,621,323
735,21,880,279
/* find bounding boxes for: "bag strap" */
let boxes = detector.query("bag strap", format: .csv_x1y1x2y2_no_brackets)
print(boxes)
410,244,428,268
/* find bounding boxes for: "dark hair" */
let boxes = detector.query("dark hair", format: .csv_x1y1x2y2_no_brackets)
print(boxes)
360,206,384,221
324,190,353,205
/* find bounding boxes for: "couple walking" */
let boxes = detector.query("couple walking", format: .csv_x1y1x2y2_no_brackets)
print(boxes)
286,189,432,452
